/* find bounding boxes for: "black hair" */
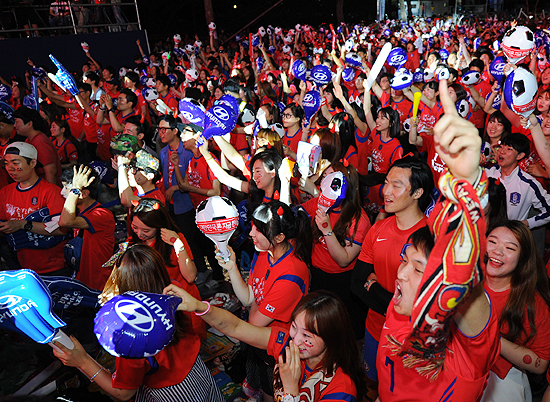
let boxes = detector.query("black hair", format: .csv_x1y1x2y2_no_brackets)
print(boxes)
103,65,116,77
13,107,49,133
248,148,283,222
77,82,92,94
158,114,178,130
61,164,101,199
83,71,100,86
120,88,138,109
125,115,146,136
124,71,140,84
331,112,357,160
408,225,434,259
251,201,312,267
500,133,530,159
283,103,305,126
388,155,434,212
223,78,242,96
156,75,172,88
449,83,468,103
377,107,401,139
486,177,507,230
468,58,485,72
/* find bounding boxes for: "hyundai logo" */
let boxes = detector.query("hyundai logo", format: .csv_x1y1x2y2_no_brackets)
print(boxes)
303,94,314,103
115,299,154,332
313,71,327,80
492,63,505,72
0,295,22,309
213,106,230,121
390,54,405,63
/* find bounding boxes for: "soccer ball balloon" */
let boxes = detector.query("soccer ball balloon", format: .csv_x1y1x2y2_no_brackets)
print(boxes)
318,171,348,213
503,66,538,119
196,196,239,261
502,26,535,64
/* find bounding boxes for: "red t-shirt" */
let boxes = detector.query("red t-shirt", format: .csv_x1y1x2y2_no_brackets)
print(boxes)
248,246,309,327
27,132,62,186
392,97,414,130
159,92,179,114
112,330,201,389
52,138,78,165
367,132,403,174
75,201,115,290
0,178,67,273
418,102,436,132
377,299,500,401
358,215,427,341
283,127,303,155
186,154,218,208
65,97,85,140
465,80,492,129
82,102,99,143
303,198,371,274
354,127,371,175
484,284,550,379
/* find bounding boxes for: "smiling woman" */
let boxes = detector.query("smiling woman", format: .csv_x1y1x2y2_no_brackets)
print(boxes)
481,220,550,402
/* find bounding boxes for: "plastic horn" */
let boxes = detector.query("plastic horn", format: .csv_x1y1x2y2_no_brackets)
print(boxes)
412,91,422,119
364,43,392,93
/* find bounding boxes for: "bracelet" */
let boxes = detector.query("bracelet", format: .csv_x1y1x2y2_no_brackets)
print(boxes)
100,106,106,111
89,366,104,382
364,278,377,291
195,301,211,316
109,107,116,114
323,231,333,237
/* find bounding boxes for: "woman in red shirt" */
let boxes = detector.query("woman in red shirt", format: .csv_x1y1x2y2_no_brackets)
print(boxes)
482,220,550,402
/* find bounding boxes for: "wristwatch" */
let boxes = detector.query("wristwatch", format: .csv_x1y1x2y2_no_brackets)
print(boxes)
23,220,33,231
70,188,82,196
282,394,298,402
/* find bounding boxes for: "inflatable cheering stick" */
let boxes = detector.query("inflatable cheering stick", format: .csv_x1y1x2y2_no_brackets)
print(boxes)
196,196,239,262
94,291,181,358
49,54,84,108
317,171,348,214
0,269,74,351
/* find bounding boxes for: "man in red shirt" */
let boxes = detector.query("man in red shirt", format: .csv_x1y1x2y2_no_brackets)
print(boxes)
151,75,178,116
351,156,434,382
0,142,70,274
59,164,115,291
13,107,61,186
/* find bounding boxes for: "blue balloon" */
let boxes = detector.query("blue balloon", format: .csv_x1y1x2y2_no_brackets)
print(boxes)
24,76,40,111
252,35,260,47
203,103,237,140
49,54,79,96
140,75,149,87
439,49,449,60
384,29,391,37
178,98,206,127
172,47,185,57
3,207,71,251
167,74,177,86
0,101,14,123
292,59,307,81
256,57,264,71
388,48,407,69
268,45,276,54
302,90,321,126
31,67,47,78
0,84,12,102
310,64,331,86
344,52,362,67
94,291,181,358
342,67,356,82
235,35,241,42
0,269,66,344
217,94,240,114
413,69,424,83
490,56,507,84
41,276,101,312
242,40,249,48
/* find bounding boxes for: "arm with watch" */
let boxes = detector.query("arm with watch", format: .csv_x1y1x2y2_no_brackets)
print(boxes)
350,259,393,316
58,165,95,230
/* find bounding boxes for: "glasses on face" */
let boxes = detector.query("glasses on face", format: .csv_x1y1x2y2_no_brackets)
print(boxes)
282,113,295,119
129,166,145,175
157,126,172,133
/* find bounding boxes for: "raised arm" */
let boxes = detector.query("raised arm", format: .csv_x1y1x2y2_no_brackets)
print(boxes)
198,140,249,193
363,88,376,131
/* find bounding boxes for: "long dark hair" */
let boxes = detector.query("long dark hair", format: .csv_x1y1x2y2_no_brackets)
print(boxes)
377,107,401,139
51,119,83,157
129,198,181,267
487,220,550,344
485,178,507,230
251,201,312,267
331,112,357,160
312,128,340,165
247,148,282,221
291,291,366,399
312,162,363,249
101,244,189,341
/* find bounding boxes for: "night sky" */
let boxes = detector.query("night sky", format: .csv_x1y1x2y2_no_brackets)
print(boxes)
137,0,379,44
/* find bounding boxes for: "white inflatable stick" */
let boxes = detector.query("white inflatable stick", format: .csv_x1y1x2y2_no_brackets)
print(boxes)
365,43,392,93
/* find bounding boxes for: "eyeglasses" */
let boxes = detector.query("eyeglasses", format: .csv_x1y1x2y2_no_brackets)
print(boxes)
282,113,295,119
157,126,172,133
129,166,145,175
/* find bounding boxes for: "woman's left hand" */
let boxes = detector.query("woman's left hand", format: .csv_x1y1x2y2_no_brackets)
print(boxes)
160,228,179,246
163,284,202,313
52,335,89,369
315,208,332,235
278,340,302,396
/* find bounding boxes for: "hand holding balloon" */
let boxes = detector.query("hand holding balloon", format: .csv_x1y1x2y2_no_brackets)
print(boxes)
52,335,88,368
214,245,237,281
163,284,203,313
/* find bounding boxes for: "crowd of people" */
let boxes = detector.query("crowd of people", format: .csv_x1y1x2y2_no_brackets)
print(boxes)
1,13,550,402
